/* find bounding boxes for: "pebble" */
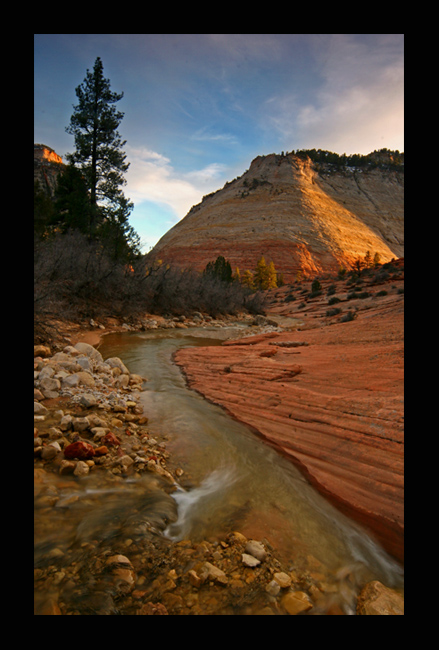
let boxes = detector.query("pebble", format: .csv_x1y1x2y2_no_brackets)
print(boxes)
281,590,313,615
73,460,90,476
273,571,292,588
245,539,267,561
242,553,261,568
199,562,228,585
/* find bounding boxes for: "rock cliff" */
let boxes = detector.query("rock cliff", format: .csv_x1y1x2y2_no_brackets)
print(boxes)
149,152,404,280
34,144,65,197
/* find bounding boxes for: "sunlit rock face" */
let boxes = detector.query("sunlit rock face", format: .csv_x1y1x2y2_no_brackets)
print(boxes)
34,144,64,197
149,152,404,280
34,144,63,165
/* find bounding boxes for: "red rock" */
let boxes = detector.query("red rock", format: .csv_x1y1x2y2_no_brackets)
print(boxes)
102,432,121,447
64,441,95,460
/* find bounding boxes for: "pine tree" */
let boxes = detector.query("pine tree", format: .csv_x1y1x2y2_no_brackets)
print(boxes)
204,256,233,283
65,57,138,260
53,164,92,234
364,250,372,268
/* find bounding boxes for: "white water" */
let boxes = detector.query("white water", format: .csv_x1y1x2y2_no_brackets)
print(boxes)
164,465,239,541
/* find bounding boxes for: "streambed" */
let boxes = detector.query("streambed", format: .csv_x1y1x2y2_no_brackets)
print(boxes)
99,330,404,583
34,326,403,614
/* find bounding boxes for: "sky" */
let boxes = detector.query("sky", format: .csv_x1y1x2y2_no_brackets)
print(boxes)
34,34,404,252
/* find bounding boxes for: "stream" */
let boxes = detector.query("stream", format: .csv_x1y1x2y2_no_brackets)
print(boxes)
34,325,403,614
99,329,404,583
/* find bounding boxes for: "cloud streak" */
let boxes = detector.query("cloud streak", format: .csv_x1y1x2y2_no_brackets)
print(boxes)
125,145,226,223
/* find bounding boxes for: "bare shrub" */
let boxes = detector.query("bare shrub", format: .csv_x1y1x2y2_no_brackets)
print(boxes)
34,233,266,339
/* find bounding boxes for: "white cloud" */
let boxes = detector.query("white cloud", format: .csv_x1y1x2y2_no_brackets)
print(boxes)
262,35,404,154
125,145,226,222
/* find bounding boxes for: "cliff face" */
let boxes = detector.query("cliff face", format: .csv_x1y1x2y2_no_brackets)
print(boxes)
34,144,65,197
150,153,404,280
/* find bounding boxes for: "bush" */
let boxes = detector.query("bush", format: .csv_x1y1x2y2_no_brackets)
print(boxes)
326,307,341,317
340,310,357,322
328,296,341,305
34,232,267,339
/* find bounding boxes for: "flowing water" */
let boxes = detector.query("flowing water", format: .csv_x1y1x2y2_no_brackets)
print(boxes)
99,330,403,581
35,326,403,614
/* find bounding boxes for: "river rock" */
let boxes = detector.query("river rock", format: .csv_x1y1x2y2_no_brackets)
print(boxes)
199,562,228,585
245,539,267,561
39,377,61,394
79,393,98,408
281,590,313,615
356,580,404,615
242,553,261,568
73,460,90,476
64,441,95,460
34,345,51,358
59,414,73,431
105,357,130,375
265,580,281,596
273,572,292,588
58,459,76,475
117,454,134,471
72,416,90,432
74,342,103,364
102,432,121,447
34,401,48,415
41,441,62,460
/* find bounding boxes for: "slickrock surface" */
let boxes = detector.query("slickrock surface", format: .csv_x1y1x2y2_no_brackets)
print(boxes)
175,265,404,563
150,152,404,281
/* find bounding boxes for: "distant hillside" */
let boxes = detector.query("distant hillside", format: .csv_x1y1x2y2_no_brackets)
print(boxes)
34,144,65,197
149,149,404,281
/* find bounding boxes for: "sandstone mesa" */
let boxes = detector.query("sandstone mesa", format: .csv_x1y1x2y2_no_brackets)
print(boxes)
149,151,403,281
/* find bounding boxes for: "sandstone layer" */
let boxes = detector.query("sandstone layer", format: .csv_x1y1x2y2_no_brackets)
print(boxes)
174,265,404,563
150,152,404,281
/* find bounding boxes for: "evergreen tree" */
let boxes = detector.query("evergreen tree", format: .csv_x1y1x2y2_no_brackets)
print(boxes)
53,164,92,234
65,57,138,259
204,256,233,283
34,181,55,238
364,250,372,268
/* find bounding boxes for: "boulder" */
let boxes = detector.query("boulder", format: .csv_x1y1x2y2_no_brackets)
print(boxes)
74,342,103,364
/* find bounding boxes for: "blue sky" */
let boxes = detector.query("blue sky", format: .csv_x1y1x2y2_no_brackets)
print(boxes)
34,34,404,252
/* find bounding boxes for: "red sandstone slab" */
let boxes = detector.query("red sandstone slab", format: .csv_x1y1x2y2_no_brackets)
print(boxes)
175,307,404,563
